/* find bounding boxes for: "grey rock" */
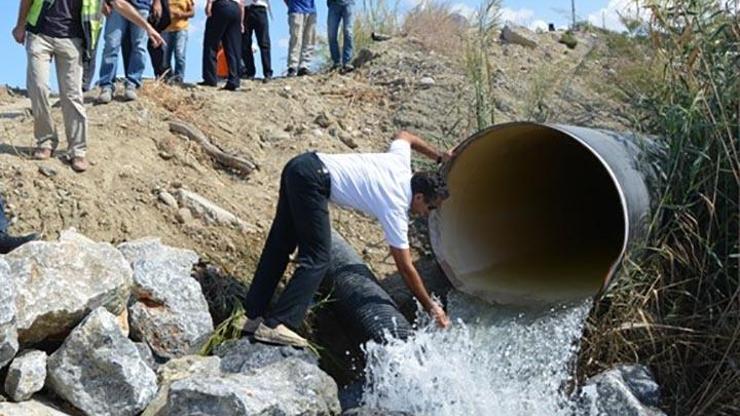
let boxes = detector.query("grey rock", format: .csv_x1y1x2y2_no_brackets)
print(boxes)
418,77,435,87
4,350,47,402
175,208,192,224
315,112,333,128
0,400,73,415
176,189,251,230
142,355,221,416
213,338,317,374
158,191,179,209
4,229,132,344
264,129,291,142
343,409,413,416
0,259,18,369
500,25,538,48
47,307,158,416
118,238,213,359
162,358,340,416
135,342,158,371
352,49,377,68
583,364,666,416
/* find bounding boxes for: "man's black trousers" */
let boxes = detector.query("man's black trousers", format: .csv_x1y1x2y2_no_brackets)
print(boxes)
241,5,272,78
202,0,242,88
245,153,331,330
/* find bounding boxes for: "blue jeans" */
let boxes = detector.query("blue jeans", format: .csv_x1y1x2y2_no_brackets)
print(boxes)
163,30,188,82
98,8,150,89
327,2,353,65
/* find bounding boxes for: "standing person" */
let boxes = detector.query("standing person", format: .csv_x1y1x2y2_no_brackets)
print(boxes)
326,0,353,73
286,0,316,76
242,131,452,347
241,0,272,82
97,0,163,104
122,0,171,79
12,0,164,172
201,0,244,91
163,0,193,83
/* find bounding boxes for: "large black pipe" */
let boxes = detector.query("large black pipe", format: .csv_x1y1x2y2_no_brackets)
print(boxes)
429,122,661,305
322,230,413,343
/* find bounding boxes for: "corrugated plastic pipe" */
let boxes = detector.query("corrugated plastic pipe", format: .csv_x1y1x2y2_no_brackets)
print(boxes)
429,122,660,305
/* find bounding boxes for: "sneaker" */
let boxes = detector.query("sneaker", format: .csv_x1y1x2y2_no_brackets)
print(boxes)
230,316,263,335
71,156,89,173
221,83,238,91
330,63,341,72
341,64,355,74
253,322,309,348
262,75,272,84
97,87,113,104
197,81,218,87
123,84,138,102
287,68,297,77
297,67,311,77
32,148,53,160
0,232,38,254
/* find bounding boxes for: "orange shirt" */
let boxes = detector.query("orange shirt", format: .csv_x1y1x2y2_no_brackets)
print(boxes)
167,0,194,32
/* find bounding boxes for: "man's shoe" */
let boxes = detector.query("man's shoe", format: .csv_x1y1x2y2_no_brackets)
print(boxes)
0,232,38,254
97,87,113,104
287,68,297,77
32,148,52,160
221,83,238,91
123,84,138,102
330,63,341,72
253,322,309,348
297,67,311,76
341,64,355,74
262,75,272,84
231,316,263,335
71,156,89,173
197,81,217,87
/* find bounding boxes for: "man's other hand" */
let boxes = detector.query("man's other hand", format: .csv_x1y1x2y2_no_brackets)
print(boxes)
12,26,25,44
148,29,165,48
430,303,450,329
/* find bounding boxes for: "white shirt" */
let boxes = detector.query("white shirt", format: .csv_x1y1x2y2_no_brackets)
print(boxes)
317,140,413,249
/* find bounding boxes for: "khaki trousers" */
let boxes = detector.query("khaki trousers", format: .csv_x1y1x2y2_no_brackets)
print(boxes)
287,13,317,71
26,32,87,158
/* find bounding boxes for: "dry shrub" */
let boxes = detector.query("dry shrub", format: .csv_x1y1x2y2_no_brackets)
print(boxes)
578,1,739,415
353,0,401,54
403,1,467,57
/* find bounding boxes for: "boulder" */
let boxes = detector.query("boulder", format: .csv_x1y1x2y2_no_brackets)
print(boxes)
162,358,340,416
4,350,47,402
142,355,221,416
500,25,538,48
118,238,213,359
4,229,132,344
47,308,158,416
583,364,666,416
176,190,250,230
0,259,18,369
0,400,73,416
213,338,317,373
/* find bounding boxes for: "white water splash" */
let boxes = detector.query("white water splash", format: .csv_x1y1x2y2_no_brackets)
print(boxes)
361,292,595,416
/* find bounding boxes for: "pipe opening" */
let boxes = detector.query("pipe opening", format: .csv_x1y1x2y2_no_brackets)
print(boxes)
432,124,626,304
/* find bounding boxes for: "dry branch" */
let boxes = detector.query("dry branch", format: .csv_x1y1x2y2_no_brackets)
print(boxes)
169,120,258,176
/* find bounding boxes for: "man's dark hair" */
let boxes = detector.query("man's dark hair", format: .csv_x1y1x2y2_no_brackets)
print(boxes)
411,172,450,203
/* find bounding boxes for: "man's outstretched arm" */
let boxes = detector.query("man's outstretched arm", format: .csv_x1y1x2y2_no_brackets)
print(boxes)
394,130,453,164
108,0,165,47
391,246,450,328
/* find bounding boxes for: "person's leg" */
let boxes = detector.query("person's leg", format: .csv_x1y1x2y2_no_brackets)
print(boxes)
253,7,272,78
98,10,126,90
202,10,228,85
162,31,175,76
25,33,58,153
241,7,256,78
287,13,304,73
298,13,317,72
126,7,151,88
173,30,188,82
221,2,242,89
245,164,299,320
82,38,100,92
341,4,354,66
54,37,88,165
266,154,331,330
327,3,341,66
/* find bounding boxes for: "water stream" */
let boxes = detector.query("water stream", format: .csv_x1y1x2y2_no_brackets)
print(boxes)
360,292,597,415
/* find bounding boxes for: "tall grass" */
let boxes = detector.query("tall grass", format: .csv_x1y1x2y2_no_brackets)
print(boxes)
579,1,739,415
403,1,467,56
353,0,401,53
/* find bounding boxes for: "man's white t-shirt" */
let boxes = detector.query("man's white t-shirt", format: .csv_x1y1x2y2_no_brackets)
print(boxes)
317,140,413,249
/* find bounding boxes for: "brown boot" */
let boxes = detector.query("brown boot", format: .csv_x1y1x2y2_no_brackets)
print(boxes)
71,156,89,173
32,148,52,160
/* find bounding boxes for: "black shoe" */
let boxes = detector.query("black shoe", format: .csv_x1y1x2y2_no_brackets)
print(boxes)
197,81,217,87
0,232,38,254
221,83,238,91
287,68,297,77
341,64,355,74
262,76,272,84
297,67,311,76
330,63,341,72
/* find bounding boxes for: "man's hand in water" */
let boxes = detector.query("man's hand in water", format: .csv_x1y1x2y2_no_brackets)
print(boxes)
430,303,450,329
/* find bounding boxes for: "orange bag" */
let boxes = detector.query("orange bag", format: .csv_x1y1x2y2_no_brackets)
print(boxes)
217,46,229,79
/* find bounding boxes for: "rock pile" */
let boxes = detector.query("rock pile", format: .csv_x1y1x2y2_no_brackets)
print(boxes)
0,229,342,416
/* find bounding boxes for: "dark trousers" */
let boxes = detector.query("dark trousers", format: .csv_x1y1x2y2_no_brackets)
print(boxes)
0,197,8,234
245,153,332,330
241,6,272,78
202,0,241,88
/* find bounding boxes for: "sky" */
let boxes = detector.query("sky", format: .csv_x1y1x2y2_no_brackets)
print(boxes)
0,0,642,89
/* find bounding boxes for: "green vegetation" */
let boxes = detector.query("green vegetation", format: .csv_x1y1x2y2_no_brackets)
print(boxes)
353,0,401,54
579,1,739,415
559,30,578,49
